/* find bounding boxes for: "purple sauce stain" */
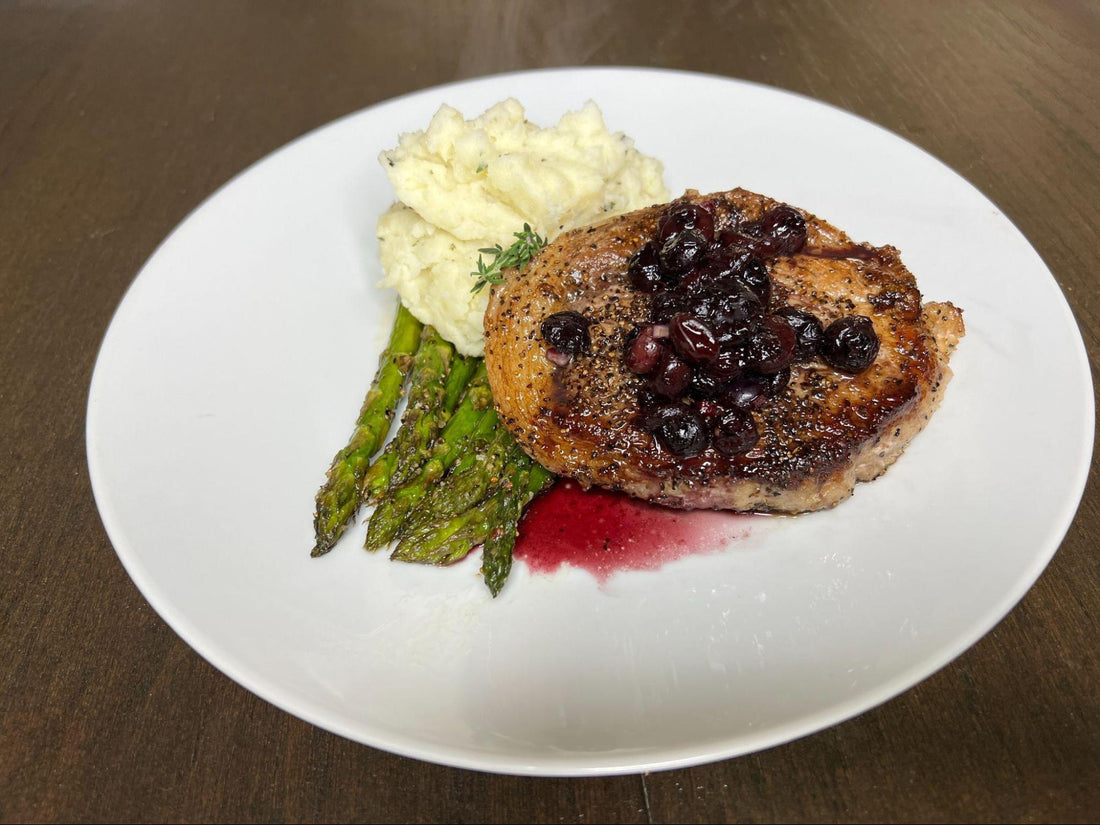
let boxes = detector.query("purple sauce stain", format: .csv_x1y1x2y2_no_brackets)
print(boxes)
515,480,756,583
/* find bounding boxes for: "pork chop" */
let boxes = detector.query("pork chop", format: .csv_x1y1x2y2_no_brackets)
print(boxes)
484,188,964,512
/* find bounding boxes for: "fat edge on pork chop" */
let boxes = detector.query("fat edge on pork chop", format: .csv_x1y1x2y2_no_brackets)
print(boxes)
484,188,964,513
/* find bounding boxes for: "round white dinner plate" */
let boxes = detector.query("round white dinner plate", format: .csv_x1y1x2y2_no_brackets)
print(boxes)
86,68,1093,776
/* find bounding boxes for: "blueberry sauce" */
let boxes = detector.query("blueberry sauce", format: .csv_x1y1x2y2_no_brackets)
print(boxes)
514,481,755,584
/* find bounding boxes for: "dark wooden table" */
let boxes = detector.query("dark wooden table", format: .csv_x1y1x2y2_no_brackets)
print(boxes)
2,1,1097,822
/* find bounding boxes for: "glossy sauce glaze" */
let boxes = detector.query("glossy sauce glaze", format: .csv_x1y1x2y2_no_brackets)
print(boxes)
514,480,755,583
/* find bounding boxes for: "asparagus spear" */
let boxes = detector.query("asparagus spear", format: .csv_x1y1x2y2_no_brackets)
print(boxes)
391,486,506,565
441,354,478,414
363,393,496,552
361,325,453,503
482,458,554,597
406,361,493,484
311,303,423,557
391,438,554,571
390,327,459,487
401,421,514,536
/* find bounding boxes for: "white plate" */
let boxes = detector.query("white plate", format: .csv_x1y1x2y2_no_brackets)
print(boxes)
87,68,1094,776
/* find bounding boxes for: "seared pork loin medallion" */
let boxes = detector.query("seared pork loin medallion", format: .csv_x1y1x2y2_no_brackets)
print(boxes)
483,188,964,513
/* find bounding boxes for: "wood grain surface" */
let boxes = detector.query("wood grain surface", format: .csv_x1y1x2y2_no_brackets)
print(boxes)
1,1,1097,822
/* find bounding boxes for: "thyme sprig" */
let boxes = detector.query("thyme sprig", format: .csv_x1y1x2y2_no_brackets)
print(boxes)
470,223,548,293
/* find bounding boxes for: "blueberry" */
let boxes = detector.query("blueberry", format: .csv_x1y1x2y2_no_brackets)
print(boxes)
774,307,823,361
738,315,796,374
669,313,719,365
706,345,744,382
758,205,808,255
541,310,591,356
657,202,715,244
650,350,693,398
821,316,880,374
624,326,664,374
644,402,709,458
712,407,759,456
733,257,771,306
627,241,663,292
658,229,709,274
638,399,685,431
718,374,767,409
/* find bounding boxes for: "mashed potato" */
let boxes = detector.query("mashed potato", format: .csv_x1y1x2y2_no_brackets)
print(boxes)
376,99,668,355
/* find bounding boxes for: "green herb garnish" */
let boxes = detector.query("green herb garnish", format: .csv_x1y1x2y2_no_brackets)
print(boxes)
470,223,548,293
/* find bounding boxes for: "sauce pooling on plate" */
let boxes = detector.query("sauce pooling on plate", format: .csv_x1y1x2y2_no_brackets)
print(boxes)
514,480,754,583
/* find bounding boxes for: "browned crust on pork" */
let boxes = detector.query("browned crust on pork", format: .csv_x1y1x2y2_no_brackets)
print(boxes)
484,188,964,512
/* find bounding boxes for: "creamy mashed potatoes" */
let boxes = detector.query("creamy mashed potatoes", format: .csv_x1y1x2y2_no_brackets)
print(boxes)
376,99,668,355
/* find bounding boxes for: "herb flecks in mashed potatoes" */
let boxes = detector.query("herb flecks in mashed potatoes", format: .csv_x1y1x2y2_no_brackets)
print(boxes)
376,99,668,356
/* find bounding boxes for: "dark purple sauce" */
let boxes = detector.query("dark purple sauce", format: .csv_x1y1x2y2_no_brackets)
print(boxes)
801,243,877,260
514,481,755,583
